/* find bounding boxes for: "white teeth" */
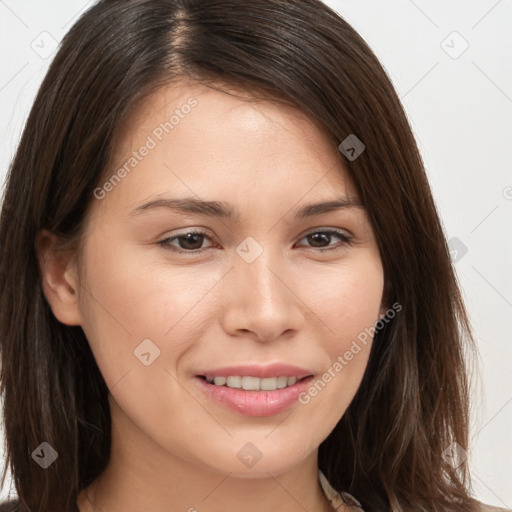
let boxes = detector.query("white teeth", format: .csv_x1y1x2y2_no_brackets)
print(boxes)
277,376,288,388
260,377,278,390
205,375,302,391
226,376,242,388
242,376,260,390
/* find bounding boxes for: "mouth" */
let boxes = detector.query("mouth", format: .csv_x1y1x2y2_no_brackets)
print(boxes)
194,372,315,417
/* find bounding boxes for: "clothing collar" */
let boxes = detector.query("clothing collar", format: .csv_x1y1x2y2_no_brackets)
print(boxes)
318,469,364,511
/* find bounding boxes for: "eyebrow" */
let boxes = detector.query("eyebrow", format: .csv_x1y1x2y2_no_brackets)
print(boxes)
130,196,364,220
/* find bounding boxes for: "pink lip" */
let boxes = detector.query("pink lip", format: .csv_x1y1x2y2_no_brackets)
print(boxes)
194,363,315,417
198,363,313,380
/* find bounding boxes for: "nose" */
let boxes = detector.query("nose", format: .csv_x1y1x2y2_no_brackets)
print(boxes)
220,247,305,343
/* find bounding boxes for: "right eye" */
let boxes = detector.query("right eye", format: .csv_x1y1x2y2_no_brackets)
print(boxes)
157,229,216,254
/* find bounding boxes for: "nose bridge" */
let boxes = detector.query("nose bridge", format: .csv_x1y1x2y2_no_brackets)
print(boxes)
237,236,288,306
222,235,303,341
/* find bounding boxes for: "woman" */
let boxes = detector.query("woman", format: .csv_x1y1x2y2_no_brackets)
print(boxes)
0,0,507,511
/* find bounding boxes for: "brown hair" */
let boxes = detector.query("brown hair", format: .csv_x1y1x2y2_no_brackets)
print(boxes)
0,0,483,510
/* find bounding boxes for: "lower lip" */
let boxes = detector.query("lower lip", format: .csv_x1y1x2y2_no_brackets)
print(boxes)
195,376,314,417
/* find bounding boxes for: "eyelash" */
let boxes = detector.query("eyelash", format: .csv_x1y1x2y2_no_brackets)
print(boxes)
156,228,352,254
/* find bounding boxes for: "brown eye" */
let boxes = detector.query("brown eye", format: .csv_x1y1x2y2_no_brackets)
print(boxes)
297,229,351,252
157,230,214,253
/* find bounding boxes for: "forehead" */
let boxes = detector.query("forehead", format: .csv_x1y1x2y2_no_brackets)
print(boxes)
97,78,359,219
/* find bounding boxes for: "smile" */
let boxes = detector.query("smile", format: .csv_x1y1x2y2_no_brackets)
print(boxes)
195,374,314,417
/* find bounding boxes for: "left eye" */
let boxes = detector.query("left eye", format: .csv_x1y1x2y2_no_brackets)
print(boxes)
298,229,351,252
157,229,351,253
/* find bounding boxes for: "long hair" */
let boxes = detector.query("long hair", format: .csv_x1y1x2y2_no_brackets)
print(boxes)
0,1,482,510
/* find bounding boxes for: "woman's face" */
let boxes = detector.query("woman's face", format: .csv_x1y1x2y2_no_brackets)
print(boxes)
72,79,385,477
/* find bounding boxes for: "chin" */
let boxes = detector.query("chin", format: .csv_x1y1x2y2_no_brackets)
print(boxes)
197,442,313,479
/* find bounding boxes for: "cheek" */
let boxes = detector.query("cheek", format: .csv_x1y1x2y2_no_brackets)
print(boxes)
81,223,228,327
75,241,216,444
295,253,383,413
76,236,225,391
303,250,384,344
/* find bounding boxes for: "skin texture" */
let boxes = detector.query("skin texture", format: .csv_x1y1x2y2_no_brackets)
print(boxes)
38,78,385,512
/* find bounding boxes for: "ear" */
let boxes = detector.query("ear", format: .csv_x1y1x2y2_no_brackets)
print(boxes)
35,229,83,326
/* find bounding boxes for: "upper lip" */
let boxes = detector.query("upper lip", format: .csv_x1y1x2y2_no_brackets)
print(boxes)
198,363,314,380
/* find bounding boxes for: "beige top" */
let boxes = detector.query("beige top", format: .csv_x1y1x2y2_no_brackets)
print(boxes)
319,469,364,510
318,470,511,512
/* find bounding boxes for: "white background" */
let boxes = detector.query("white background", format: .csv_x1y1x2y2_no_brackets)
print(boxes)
0,0,511,507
